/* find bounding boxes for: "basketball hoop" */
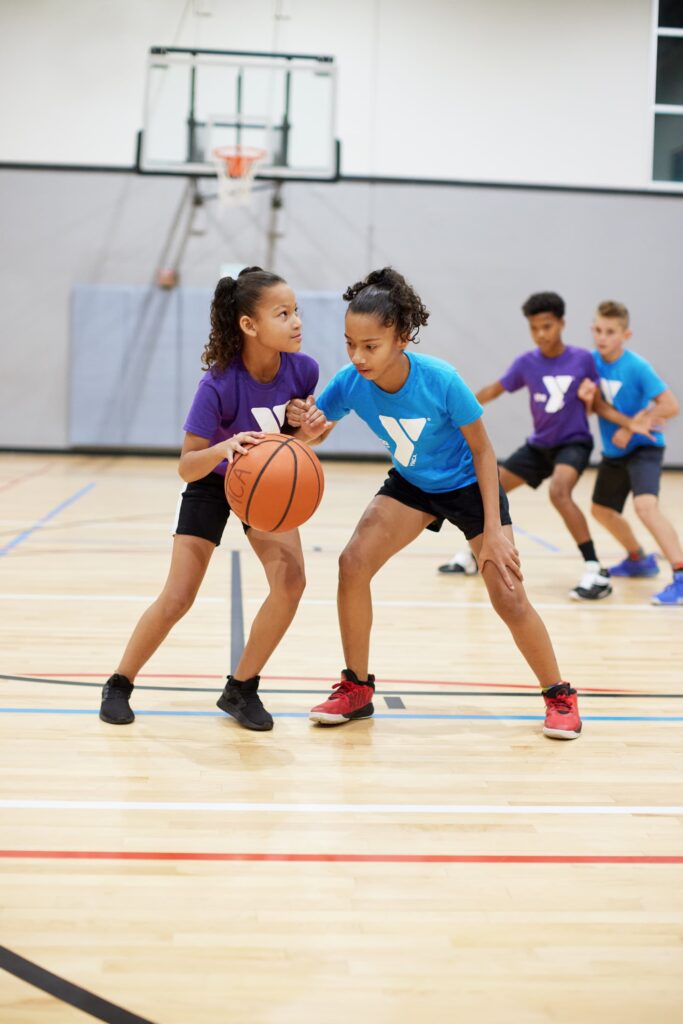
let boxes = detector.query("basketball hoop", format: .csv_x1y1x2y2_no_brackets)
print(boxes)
213,145,267,207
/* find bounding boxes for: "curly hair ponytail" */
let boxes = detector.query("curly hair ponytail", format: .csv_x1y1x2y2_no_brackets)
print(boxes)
202,266,285,374
343,267,429,342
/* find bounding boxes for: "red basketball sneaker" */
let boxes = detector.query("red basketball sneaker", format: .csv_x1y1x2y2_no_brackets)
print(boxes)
309,669,375,725
543,683,582,740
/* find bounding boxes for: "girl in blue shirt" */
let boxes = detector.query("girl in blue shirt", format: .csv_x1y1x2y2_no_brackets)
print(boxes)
291,268,582,740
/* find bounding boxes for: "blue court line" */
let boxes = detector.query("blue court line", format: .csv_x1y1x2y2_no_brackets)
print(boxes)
0,483,96,557
230,550,244,670
0,708,681,722
512,525,561,553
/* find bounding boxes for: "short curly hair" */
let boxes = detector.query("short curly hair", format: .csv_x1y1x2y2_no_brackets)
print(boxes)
521,292,565,319
343,267,430,343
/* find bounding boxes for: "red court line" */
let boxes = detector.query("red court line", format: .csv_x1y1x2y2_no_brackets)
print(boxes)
0,464,51,495
0,850,680,864
16,672,646,694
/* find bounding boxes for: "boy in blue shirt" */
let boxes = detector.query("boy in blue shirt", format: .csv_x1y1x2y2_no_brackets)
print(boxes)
580,301,683,605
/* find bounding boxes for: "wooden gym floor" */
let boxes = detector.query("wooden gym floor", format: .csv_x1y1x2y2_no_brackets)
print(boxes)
1,452,682,1023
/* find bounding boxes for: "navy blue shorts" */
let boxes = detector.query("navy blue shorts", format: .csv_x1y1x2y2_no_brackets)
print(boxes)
376,468,512,539
174,471,250,546
503,440,593,489
592,446,664,513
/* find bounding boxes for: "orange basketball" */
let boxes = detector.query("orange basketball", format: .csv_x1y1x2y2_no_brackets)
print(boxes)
225,434,324,533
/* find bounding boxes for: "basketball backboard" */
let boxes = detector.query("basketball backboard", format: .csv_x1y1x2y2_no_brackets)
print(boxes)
137,46,339,180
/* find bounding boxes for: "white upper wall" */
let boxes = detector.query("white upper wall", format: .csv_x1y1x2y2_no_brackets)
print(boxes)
0,0,656,188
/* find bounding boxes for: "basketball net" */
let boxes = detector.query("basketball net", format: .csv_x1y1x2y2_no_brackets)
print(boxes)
213,146,267,207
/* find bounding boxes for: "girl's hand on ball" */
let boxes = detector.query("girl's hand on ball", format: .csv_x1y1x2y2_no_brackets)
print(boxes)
222,431,264,463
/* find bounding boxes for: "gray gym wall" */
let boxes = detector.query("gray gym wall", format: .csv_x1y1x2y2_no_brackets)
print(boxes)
1,167,682,462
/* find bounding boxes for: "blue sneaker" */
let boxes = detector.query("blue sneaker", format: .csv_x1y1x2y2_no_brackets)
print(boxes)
651,573,683,606
609,553,659,578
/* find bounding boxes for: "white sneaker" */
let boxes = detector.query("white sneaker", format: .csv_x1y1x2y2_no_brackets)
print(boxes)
569,561,612,601
438,549,478,575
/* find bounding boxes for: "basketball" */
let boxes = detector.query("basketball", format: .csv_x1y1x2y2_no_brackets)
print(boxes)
225,433,324,532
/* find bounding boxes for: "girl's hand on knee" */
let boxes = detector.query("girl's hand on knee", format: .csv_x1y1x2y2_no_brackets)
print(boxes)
479,529,523,591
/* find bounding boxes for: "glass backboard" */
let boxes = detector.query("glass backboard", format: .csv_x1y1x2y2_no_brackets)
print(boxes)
137,47,339,180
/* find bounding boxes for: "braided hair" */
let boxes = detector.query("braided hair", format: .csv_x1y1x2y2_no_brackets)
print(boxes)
343,267,429,343
202,266,285,374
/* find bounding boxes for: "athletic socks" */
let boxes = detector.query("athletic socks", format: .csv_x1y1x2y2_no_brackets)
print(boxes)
578,540,598,563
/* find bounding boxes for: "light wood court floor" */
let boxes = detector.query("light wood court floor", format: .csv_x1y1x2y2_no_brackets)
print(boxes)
1,452,682,1023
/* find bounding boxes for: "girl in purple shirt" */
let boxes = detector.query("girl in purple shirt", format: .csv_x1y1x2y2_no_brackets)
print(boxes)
99,267,319,731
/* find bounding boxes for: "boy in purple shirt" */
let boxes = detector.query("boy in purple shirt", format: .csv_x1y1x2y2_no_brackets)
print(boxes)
99,267,319,729
439,292,612,600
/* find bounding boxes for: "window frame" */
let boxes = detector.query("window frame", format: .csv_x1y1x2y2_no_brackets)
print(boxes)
649,3,683,190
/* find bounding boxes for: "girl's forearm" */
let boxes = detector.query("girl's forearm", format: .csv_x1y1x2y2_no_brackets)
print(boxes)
179,444,224,482
471,446,502,531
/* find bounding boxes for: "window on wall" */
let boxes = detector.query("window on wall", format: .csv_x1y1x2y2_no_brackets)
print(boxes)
653,1,683,182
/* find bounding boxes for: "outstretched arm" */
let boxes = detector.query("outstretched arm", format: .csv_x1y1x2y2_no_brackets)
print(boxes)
475,380,506,405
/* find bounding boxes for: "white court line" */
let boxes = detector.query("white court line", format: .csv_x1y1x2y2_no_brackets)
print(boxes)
271,598,672,614
0,593,225,603
1,800,682,816
0,593,670,612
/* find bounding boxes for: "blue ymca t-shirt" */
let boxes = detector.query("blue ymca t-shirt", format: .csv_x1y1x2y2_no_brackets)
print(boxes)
593,349,666,458
316,352,483,493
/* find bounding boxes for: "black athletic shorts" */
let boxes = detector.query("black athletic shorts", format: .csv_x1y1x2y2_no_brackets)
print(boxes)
503,440,593,489
592,445,664,513
376,468,512,539
174,471,249,546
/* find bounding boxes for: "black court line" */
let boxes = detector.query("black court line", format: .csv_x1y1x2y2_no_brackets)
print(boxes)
0,945,157,1024
230,549,244,671
1,674,682,699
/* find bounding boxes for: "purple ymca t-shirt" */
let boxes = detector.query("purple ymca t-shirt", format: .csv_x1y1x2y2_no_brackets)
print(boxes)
500,345,598,448
183,352,319,476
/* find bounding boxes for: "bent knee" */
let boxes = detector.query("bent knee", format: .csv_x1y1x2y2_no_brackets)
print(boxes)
338,544,370,584
633,493,658,518
591,501,613,521
157,590,196,622
548,483,572,508
485,577,530,621
272,568,306,604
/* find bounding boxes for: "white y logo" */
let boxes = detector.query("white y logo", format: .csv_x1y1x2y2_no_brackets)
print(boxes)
599,378,623,406
542,375,574,413
251,402,288,432
379,416,427,466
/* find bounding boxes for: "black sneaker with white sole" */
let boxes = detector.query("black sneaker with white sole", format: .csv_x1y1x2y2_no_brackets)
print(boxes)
570,563,612,601
99,673,135,724
437,550,478,575
217,675,273,731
